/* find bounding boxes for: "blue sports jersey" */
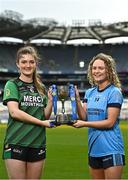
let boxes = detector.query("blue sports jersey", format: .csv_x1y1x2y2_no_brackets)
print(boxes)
84,84,124,157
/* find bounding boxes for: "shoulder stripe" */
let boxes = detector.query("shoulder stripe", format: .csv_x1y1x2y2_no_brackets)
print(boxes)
3,98,19,105
107,103,121,108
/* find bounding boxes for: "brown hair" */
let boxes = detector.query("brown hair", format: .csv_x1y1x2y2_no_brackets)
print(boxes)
16,46,46,96
87,53,121,89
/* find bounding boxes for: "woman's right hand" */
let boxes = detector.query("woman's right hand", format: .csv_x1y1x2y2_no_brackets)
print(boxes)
42,120,56,128
73,120,86,128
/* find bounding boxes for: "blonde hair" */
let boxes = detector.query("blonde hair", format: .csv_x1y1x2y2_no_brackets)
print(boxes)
87,53,121,89
16,46,46,96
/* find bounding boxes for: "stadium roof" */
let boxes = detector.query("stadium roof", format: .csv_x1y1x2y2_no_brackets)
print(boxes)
1,16,128,44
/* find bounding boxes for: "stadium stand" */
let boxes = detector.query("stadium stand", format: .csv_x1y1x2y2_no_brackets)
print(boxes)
1,42,128,73
0,42,128,96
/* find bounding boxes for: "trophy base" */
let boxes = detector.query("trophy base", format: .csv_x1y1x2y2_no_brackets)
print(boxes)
56,113,77,125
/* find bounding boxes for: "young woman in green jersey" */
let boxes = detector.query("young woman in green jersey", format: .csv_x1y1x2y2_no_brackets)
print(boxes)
2,46,54,179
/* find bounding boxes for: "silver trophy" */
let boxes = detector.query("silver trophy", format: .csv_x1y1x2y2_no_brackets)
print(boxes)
52,84,77,125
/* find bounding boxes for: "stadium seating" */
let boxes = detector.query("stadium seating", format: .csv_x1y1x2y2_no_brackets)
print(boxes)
0,42,128,96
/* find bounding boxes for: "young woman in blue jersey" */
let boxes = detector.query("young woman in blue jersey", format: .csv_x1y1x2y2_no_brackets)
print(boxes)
73,53,125,179
2,46,54,179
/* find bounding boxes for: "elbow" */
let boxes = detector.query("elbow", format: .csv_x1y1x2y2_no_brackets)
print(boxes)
106,121,115,129
10,110,19,119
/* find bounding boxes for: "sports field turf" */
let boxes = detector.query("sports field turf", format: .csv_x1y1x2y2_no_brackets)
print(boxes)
0,122,128,179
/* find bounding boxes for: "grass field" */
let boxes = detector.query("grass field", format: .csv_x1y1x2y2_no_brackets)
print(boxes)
0,121,128,179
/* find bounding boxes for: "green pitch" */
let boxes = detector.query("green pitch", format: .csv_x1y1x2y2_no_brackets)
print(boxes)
0,122,128,179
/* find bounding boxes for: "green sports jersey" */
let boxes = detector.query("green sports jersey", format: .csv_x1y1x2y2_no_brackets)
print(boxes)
3,78,47,148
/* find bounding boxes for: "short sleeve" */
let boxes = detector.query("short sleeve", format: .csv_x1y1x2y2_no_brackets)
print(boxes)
3,80,19,105
107,88,123,108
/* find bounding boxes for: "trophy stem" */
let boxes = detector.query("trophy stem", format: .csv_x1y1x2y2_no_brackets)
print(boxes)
61,99,65,114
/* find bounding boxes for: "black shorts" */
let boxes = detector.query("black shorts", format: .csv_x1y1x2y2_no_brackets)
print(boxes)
89,154,125,169
3,144,46,162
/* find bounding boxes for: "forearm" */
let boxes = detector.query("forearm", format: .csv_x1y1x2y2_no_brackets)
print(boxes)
44,99,52,119
76,99,86,120
84,108,119,129
10,108,45,126
83,119,115,129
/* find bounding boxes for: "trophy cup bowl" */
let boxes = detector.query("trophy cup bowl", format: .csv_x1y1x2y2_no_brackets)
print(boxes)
58,86,68,101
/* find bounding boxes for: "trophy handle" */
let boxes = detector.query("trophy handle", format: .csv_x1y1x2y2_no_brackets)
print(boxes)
51,84,58,120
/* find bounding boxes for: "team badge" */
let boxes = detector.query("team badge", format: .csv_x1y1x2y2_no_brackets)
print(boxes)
6,89,10,96
27,86,35,93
